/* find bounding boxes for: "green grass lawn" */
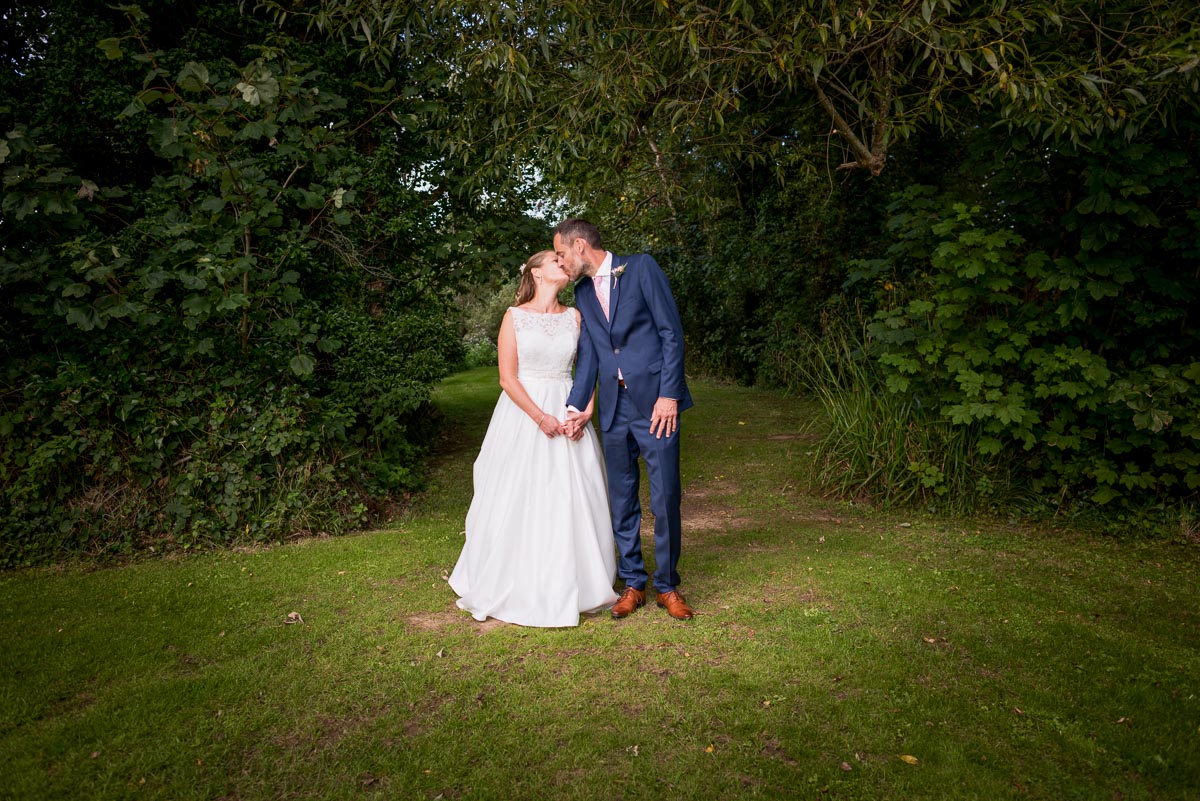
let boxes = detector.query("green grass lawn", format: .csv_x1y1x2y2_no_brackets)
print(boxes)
2,367,1198,800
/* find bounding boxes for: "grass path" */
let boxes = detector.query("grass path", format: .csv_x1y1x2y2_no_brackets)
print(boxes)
2,368,1198,800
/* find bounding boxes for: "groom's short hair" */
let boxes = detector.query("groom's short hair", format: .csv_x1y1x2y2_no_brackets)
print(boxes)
554,218,602,250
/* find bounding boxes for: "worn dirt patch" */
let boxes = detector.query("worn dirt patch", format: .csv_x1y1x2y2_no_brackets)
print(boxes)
682,504,753,533
680,479,754,532
405,609,510,633
766,432,821,442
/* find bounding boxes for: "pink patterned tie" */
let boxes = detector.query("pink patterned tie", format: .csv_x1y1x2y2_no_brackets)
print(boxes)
593,274,609,319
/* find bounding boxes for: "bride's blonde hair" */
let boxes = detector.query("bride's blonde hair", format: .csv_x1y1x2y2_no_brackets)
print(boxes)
514,250,557,305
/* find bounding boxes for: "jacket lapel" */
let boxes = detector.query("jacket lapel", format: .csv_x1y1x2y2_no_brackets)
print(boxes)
580,276,610,332
607,256,621,325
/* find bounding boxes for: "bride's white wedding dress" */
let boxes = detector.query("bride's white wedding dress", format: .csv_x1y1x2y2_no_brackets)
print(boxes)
449,307,619,627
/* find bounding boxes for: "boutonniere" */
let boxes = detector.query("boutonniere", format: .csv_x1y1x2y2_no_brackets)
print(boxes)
612,263,628,284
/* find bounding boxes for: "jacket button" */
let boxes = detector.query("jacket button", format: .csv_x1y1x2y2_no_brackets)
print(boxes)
613,348,621,355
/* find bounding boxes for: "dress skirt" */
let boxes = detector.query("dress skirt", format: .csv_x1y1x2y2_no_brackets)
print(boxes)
448,374,618,627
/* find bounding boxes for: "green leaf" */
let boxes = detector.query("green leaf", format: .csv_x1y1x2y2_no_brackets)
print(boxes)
289,354,315,376
151,119,179,150
235,65,280,106
181,295,213,316
978,436,1002,455
216,293,249,311
176,61,211,92
98,38,124,60
65,306,101,330
317,337,343,353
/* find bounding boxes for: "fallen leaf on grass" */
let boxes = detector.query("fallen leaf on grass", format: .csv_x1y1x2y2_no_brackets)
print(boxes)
704,745,714,753
626,745,639,757
840,762,852,772
284,612,304,624
899,754,919,765
1116,717,1131,725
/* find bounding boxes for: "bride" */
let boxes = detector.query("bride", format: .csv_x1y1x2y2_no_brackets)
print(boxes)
448,250,619,627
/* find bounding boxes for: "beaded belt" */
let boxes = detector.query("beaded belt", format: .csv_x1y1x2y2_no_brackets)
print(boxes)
519,370,572,381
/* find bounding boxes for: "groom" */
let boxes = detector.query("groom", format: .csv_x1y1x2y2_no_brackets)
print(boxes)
554,219,696,621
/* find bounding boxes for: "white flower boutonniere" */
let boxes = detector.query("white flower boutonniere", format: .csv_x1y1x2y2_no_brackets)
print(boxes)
612,263,628,284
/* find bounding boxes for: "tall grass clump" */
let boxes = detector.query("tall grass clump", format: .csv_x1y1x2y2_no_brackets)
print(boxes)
789,315,1018,515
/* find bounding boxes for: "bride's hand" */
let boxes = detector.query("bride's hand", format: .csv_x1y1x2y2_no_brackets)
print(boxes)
537,412,562,438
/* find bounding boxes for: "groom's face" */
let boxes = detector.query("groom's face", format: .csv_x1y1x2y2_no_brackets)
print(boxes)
553,233,588,281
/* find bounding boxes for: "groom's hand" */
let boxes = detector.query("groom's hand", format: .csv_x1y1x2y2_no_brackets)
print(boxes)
564,409,590,441
649,398,678,439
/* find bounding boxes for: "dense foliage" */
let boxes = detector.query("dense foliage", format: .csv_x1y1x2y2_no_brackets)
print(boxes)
860,123,1200,511
328,0,1195,521
0,2,543,565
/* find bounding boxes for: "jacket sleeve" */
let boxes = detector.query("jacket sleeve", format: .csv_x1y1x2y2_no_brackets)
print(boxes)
567,309,598,410
640,255,687,401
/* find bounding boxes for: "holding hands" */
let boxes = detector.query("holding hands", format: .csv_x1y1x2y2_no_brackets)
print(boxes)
562,409,591,441
532,410,589,440
557,396,679,441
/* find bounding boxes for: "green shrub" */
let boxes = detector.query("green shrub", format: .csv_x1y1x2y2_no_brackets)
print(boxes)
0,7,463,565
859,147,1200,516
788,315,1018,514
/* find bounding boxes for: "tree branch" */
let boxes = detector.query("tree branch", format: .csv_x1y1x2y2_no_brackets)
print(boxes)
806,75,885,175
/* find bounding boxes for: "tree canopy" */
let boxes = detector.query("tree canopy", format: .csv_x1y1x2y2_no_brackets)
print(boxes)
2,1,1197,563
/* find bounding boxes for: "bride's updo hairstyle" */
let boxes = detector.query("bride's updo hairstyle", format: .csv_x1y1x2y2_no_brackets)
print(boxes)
514,250,557,306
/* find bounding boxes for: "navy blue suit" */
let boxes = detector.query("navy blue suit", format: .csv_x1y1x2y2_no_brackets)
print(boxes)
567,252,692,593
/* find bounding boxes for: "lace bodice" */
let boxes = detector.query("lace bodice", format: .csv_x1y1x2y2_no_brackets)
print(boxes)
510,307,578,381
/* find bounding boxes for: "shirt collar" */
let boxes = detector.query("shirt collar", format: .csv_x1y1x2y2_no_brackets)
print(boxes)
593,251,614,277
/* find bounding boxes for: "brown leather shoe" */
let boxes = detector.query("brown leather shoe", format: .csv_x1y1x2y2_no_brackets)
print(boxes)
656,590,694,620
610,586,645,619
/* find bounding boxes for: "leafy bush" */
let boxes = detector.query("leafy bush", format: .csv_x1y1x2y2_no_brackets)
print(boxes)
0,5,462,565
859,130,1200,515
788,314,1018,514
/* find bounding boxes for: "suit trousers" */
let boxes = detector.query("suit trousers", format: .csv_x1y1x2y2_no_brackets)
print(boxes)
601,384,683,593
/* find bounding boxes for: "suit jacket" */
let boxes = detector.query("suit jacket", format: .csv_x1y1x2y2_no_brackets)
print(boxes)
567,252,693,431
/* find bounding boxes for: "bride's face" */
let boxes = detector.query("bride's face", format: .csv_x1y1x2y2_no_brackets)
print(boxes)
538,255,570,289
